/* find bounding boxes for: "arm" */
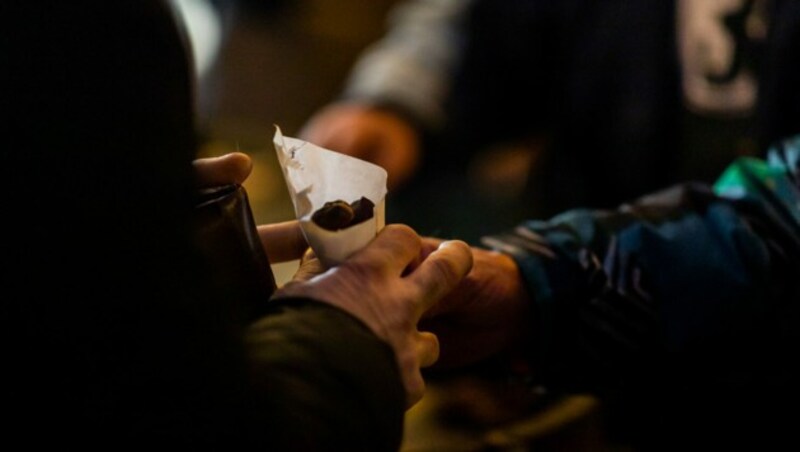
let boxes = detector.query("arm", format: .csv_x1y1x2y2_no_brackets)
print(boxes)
422,136,799,446
341,0,475,129
300,0,475,189
243,298,405,451
476,138,800,446
485,138,800,396
239,227,471,450
196,156,472,449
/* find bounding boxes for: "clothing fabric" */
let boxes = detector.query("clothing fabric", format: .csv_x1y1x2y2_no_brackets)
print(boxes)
483,135,800,449
3,1,404,449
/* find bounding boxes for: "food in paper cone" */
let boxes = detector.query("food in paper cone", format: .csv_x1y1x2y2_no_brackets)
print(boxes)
273,126,387,267
312,197,375,231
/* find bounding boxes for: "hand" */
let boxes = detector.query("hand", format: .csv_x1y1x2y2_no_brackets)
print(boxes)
193,152,253,188
256,220,309,264
300,102,420,190
273,225,473,407
193,152,309,265
418,239,532,370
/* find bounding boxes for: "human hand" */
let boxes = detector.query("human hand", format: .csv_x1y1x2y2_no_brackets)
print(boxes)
418,239,532,370
273,225,473,407
300,102,420,190
193,152,308,264
193,152,253,188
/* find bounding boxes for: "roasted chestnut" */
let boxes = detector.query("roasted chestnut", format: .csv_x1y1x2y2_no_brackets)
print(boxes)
311,196,375,231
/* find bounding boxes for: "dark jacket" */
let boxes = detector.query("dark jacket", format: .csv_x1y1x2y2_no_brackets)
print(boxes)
485,135,800,449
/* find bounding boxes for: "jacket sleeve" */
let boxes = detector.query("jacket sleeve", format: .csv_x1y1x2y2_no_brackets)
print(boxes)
241,297,405,451
481,135,800,407
341,0,475,130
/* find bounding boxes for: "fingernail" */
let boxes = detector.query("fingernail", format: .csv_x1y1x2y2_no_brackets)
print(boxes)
437,240,460,250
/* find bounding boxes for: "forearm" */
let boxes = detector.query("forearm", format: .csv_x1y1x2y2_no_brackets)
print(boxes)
243,298,405,451
342,0,475,130
484,180,799,397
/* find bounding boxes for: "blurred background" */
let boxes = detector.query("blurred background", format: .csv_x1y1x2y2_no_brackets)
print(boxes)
178,0,401,282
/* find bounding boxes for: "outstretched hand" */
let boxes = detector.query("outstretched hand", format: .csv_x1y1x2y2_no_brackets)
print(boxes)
418,238,533,370
300,102,420,190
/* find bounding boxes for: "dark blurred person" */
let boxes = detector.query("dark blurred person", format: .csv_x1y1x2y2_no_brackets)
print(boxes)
301,0,800,242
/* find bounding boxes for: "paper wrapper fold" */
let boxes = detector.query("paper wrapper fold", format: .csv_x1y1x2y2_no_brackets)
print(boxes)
273,126,387,268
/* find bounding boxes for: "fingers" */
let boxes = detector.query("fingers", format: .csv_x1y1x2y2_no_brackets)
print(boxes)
257,220,308,263
416,331,440,368
420,237,444,260
408,240,473,315
404,369,426,408
351,224,422,274
193,152,252,187
291,248,325,283
401,332,440,408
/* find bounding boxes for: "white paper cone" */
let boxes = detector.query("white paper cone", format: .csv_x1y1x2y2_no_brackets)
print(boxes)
273,126,387,268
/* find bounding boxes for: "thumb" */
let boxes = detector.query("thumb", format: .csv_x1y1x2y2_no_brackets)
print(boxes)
408,240,473,317
193,152,253,187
